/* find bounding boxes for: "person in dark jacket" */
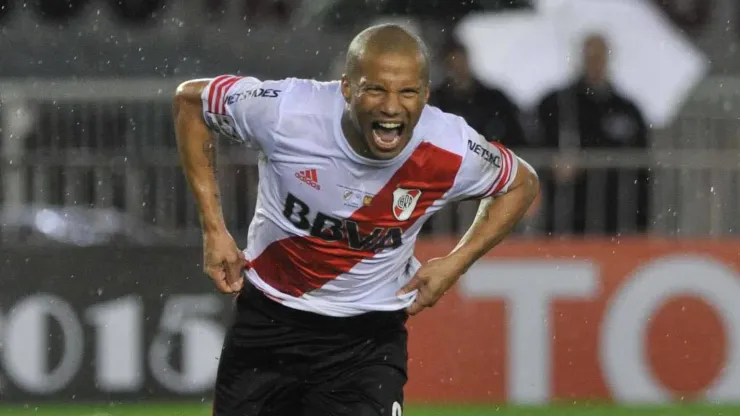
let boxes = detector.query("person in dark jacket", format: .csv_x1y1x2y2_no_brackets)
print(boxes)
430,38,527,149
537,34,650,235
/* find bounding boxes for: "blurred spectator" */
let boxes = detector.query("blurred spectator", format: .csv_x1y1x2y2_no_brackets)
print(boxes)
429,38,527,148
537,34,650,235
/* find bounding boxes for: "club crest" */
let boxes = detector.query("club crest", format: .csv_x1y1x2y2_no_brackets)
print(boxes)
392,188,422,221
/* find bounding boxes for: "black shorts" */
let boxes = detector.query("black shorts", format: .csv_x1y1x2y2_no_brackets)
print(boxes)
212,284,409,416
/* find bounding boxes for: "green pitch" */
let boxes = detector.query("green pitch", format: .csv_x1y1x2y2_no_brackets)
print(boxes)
1,403,739,416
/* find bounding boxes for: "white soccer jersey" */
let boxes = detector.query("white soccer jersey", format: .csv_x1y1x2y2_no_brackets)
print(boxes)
201,75,519,317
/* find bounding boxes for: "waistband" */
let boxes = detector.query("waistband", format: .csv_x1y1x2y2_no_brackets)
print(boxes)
238,283,408,333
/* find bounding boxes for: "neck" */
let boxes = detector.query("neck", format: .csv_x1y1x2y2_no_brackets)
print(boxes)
584,75,607,88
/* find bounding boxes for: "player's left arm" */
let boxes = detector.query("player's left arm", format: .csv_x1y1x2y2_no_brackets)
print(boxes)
448,154,539,271
442,122,540,270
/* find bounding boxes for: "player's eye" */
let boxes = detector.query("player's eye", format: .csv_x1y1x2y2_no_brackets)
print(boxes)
400,90,419,98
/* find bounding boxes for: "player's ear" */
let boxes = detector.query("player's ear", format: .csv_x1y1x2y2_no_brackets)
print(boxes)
340,74,351,104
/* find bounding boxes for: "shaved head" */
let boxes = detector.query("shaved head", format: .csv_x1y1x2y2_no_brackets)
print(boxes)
344,23,430,83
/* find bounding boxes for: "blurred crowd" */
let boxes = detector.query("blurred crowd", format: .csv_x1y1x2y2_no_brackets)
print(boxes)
422,31,649,236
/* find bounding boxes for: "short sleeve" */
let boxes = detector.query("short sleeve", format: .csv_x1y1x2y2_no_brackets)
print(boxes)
201,75,287,155
450,124,519,201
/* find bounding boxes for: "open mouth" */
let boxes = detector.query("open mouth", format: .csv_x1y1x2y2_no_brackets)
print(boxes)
371,121,405,151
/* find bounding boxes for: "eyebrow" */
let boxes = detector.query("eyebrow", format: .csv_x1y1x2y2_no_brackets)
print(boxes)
362,83,421,91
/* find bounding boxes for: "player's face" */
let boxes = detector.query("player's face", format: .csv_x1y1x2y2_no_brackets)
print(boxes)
341,52,430,160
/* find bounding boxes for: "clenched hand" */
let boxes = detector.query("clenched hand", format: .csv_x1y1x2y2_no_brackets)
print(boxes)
203,230,245,294
397,256,466,316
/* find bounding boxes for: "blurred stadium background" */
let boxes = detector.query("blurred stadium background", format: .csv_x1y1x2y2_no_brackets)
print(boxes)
2,0,740,415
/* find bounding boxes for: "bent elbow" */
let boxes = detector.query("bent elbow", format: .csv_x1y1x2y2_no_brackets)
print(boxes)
517,157,540,201
527,169,540,200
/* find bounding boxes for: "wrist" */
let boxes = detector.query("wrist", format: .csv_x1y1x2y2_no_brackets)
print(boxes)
201,216,227,235
445,249,478,275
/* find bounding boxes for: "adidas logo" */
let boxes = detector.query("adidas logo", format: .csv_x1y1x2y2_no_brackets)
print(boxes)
295,168,321,190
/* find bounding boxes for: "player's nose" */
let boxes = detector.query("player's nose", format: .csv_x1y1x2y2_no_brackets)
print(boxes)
378,93,402,117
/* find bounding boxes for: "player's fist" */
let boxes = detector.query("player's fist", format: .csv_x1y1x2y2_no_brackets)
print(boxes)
397,256,466,316
203,230,245,294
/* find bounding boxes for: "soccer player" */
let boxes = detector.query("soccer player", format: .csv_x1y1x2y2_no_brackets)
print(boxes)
174,24,539,416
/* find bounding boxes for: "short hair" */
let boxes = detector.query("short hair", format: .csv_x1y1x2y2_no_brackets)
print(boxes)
344,23,430,83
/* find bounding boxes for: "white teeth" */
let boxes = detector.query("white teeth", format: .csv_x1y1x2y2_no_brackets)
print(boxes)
378,122,401,129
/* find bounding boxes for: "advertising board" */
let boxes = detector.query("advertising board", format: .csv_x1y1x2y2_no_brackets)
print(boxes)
407,238,740,404
2,239,739,404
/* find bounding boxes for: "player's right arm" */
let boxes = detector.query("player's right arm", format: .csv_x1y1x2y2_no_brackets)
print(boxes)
175,74,286,231
173,79,226,234
174,75,289,293
173,78,245,294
